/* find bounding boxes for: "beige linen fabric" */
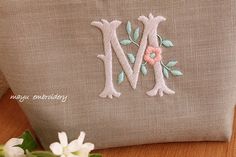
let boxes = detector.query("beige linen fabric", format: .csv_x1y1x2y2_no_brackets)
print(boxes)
0,0,236,149
0,71,8,98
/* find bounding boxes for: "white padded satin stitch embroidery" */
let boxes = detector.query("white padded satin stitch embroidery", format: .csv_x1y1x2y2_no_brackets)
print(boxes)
91,13,183,99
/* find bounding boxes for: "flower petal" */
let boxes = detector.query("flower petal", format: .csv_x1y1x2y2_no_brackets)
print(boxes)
154,55,162,62
5,147,25,157
155,47,162,54
49,142,63,156
147,46,154,52
58,132,68,147
77,151,89,157
78,143,94,157
67,153,80,157
68,139,80,152
149,59,155,65
81,143,95,152
4,138,24,148
77,131,85,146
144,55,150,62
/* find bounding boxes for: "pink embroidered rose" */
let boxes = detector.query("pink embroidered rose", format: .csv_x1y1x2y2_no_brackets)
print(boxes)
144,46,162,65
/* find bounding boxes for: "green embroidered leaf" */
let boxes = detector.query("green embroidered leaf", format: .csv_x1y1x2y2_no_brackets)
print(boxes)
89,154,103,157
118,71,125,84
141,65,148,76
133,27,140,41
19,131,37,152
120,39,132,45
162,39,174,48
126,21,132,35
163,67,169,78
171,70,183,76
166,61,178,67
127,53,136,63
29,151,56,157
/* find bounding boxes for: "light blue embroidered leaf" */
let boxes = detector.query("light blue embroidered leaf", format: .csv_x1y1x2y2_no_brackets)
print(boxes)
126,21,132,35
120,39,132,45
166,61,178,67
162,39,174,48
127,53,136,63
163,67,169,78
171,70,183,76
133,27,140,41
141,65,148,76
118,71,125,84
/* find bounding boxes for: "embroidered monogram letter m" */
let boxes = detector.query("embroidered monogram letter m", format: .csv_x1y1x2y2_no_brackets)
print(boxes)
91,14,180,99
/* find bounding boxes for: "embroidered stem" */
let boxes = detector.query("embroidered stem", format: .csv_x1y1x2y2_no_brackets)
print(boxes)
142,62,147,66
160,61,171,71
128,35,140,47
157,34,163,47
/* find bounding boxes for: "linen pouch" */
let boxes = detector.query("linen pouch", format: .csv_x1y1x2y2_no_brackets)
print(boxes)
0,71,8,98
0,0,236,149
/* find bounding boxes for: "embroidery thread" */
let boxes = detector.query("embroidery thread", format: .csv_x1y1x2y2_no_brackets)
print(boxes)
91,13,183,99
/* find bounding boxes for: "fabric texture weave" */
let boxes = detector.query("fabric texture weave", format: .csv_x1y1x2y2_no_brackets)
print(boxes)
0,0,236,149
0,71,8,98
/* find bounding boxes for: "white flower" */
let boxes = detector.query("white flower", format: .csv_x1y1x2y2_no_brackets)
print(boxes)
50,131,94,157
3,138,25,157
